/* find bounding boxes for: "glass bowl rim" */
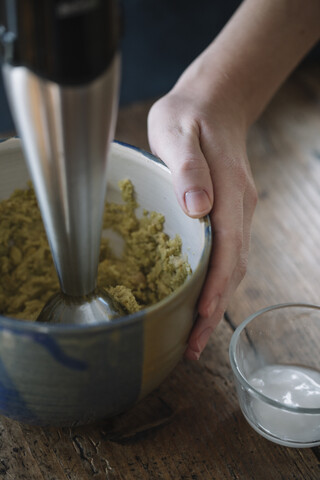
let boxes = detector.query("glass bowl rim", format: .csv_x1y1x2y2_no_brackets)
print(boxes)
229,302,320,414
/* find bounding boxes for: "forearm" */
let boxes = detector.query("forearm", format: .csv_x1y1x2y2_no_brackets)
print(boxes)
173,0,320,127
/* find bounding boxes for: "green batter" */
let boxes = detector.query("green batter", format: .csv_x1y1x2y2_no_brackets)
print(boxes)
0,180,191,320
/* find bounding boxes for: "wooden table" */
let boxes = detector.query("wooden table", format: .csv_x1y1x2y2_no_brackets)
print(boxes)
1,60,320,480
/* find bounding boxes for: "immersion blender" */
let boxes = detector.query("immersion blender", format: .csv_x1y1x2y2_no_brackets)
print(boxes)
0,0,125,324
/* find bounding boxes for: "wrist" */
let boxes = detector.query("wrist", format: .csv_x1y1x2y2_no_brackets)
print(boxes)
171,50,249,134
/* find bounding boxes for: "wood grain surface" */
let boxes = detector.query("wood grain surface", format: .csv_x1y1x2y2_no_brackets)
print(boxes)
0,60,319,480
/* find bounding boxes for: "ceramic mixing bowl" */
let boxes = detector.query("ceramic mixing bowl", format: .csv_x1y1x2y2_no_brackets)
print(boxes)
0,138,211,426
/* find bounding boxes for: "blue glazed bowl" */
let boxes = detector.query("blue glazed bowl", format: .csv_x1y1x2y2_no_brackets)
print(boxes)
0,138,211,426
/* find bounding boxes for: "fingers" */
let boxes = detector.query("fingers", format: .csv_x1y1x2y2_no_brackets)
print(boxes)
185,157,257,360
185,249,248,361
148,99,214,218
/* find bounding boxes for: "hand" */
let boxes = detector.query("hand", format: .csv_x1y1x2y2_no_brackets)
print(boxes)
148,0,320,360
148,88,257,360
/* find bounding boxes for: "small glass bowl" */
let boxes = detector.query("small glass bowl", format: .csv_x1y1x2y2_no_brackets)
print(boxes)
229,303,320,448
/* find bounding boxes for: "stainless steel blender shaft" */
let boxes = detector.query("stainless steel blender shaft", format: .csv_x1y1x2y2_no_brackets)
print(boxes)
3,56,120,297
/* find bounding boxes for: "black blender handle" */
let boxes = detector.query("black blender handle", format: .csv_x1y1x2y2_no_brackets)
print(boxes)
0,0,120,85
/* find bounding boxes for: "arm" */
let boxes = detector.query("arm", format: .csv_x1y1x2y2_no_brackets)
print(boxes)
176,0,320,127
148,0,320,360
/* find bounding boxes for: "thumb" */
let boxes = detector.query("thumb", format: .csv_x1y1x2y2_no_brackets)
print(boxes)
148,119,213,219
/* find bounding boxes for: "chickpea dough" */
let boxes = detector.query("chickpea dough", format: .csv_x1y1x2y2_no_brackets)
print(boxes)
0,180,191,320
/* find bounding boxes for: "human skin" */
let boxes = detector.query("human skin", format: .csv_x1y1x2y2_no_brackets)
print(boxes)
147,0,320,360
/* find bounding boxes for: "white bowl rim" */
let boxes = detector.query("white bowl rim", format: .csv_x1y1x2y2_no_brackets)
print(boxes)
229,302,320,414
0,138,212,335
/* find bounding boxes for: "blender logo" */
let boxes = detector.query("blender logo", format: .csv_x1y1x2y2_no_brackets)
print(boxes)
57,0,100,17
